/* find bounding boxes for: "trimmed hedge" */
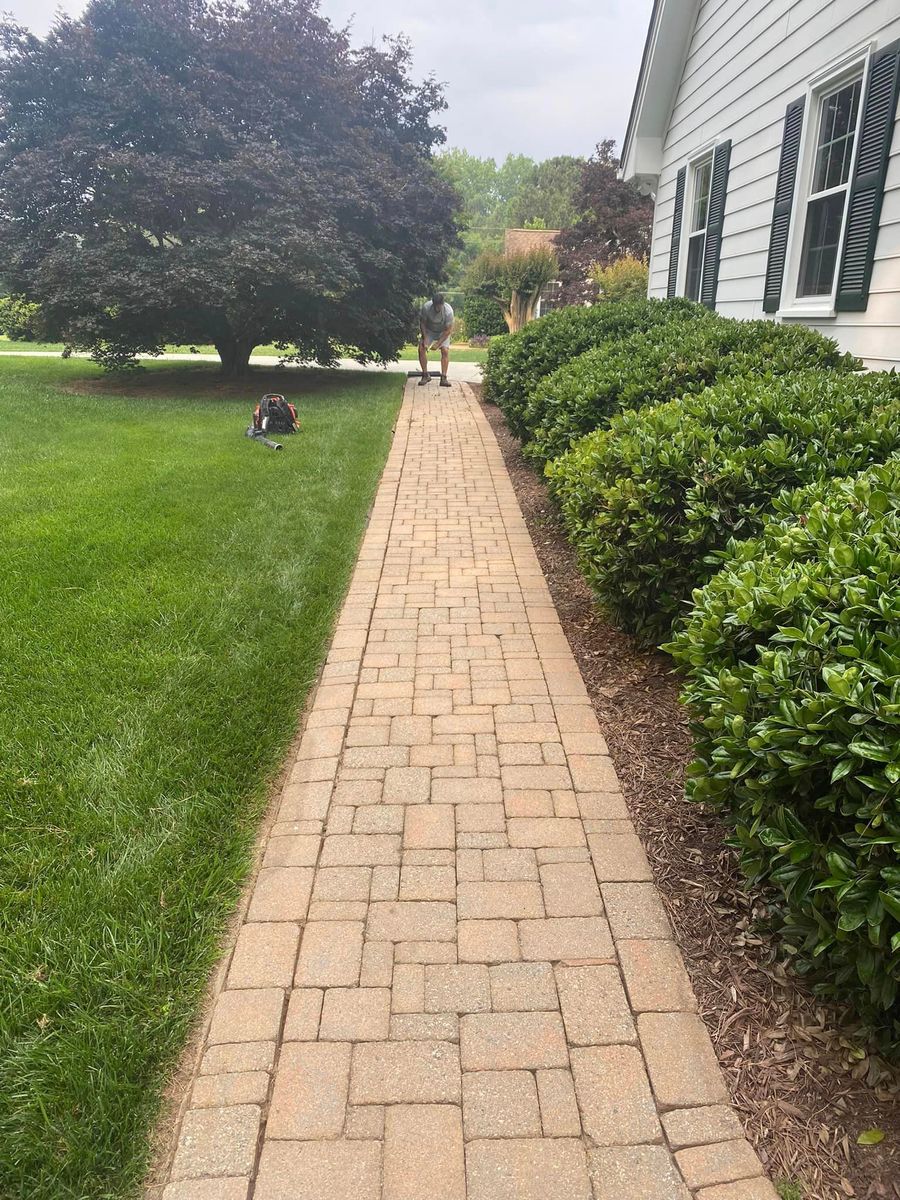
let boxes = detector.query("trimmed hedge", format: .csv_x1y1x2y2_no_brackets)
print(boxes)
482,297,705,437
528,318,857,461
666,461,900,1033
490,286,900,1038
546,371,900,644
462,293,507,338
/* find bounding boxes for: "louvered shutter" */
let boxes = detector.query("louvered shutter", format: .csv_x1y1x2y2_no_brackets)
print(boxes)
667,167,687,298
763,98,806,313
700,140,731,309
836,40,900,311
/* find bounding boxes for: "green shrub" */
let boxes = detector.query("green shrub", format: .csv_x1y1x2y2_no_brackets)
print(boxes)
666,460,900,1037
547,371,900,644
451,312,469,342
481,297,704,437
529,318,857,461
593,255,649,303
463,293,507,338
0,294,42,341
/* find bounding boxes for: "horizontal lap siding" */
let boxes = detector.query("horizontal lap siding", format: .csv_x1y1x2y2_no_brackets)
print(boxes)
649,0,900,367
872,214,900,259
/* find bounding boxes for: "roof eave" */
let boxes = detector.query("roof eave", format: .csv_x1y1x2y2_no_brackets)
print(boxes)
619,0,702,186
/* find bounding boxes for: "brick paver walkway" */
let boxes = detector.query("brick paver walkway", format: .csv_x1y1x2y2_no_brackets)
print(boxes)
162,381,775,1200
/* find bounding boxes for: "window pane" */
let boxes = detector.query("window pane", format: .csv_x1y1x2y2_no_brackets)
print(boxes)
812,77,861,193
691,159,712,232
686,233,705,300
798,192,844,296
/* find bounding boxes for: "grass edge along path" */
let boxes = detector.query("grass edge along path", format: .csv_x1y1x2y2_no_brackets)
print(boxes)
0,358,403,1199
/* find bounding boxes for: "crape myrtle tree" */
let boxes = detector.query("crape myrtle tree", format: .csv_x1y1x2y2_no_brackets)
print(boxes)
465,247,558,333
0,0,458,376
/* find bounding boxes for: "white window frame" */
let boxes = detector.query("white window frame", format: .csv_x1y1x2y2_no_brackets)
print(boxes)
778,45,873,320
675,141,718,300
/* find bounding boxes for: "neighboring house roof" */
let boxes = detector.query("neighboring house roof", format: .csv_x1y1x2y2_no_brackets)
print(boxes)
504,228,561,255
620,0,702,189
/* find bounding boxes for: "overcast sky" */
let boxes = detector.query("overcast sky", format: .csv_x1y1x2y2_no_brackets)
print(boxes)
4,0,652,160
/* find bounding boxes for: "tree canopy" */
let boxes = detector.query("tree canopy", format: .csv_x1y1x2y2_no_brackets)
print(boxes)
435,149,584,289
555,140,654,304
0,0,458,374
434,144,650,300
507,156,584,231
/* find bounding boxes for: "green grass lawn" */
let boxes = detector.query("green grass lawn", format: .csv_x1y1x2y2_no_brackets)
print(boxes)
0,357,402,1198
0,336,489,363
0,335,67,353
397,344,488,363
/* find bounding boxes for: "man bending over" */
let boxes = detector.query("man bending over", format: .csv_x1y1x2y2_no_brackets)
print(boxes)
418,292,454,387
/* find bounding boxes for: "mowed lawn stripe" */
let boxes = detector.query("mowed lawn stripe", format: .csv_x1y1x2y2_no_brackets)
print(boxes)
0,358,402,1199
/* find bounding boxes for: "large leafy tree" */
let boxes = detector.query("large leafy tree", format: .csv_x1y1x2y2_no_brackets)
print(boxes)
556,140,654,304
435,149,508,287
0,0,458,375
508,155,584,230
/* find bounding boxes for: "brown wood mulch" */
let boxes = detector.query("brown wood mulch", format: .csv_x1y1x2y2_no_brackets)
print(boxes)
477,387,900,1200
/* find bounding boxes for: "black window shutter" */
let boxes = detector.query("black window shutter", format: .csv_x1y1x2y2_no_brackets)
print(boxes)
836,40,900,312
763,97,806,313
700,140,731,309
667,167,687,298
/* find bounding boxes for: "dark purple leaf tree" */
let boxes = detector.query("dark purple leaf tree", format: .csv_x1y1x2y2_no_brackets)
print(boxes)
556,140,654,305
0,0,458,375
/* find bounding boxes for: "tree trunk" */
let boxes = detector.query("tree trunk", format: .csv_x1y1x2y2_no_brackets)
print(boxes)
214,335,255,379
505,291,537,334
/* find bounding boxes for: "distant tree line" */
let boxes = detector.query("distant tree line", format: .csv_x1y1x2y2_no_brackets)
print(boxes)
435,151,582,285
435,140,653,305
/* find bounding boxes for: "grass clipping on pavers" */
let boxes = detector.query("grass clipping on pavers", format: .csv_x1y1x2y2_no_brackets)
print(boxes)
0,357,402,1198
479,388,900,1200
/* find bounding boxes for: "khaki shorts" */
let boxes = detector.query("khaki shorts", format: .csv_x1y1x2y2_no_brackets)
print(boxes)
423,333,451,350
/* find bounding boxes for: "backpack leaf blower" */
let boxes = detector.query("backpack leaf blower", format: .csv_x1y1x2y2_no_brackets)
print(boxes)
245,393,299,450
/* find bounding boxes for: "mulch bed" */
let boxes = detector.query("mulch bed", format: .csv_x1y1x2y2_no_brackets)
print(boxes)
477,387,900,1200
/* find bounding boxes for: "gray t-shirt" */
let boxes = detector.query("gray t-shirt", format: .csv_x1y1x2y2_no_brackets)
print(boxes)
420,300,454,336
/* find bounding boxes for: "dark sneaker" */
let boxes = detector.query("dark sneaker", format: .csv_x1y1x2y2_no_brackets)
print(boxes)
418,375,429,386
440,377,451,387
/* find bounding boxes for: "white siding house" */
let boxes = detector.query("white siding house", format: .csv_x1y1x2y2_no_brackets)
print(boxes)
621,0,900,369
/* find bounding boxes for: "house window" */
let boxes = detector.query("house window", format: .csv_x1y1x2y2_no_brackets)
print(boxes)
796,75,863,297
766,41,900,317
685,155,713,301
535,279,563,318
